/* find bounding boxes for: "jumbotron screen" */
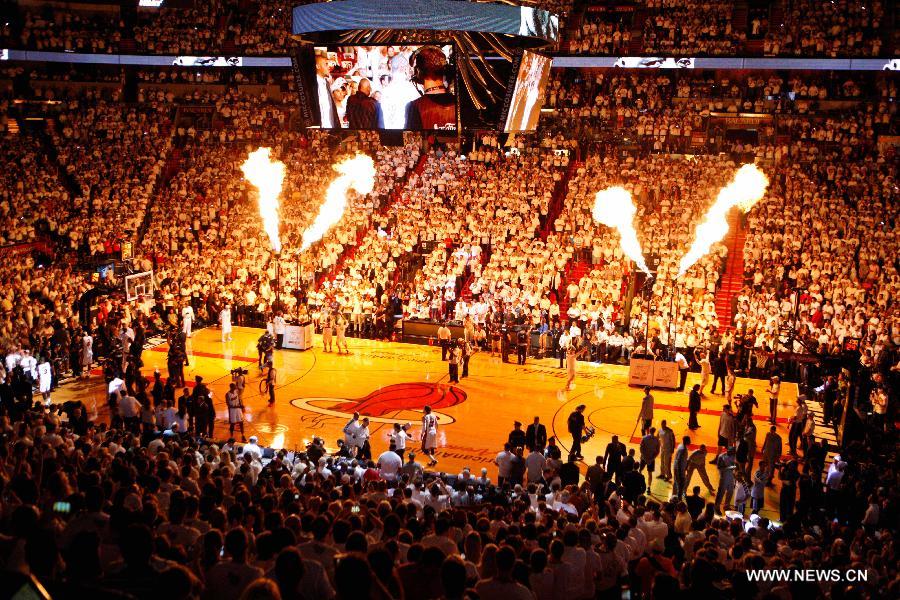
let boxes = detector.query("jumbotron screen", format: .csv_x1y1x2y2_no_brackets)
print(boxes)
502,50,552,133
308,44,457,131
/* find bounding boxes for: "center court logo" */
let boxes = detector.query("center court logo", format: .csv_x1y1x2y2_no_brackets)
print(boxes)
290,382,467,425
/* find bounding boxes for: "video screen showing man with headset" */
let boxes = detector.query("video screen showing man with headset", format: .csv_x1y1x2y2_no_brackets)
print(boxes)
313,45,456,131
405,45,457,131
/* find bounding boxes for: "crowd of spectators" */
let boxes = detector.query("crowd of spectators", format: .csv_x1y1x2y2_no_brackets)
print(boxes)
131,82,424,332
0,133,68,246
0,379,896,599
543,69,705,150
0,82,176,398
568,9,632,55
136,68,287,87
737,149,897,362
0,0,894,57
12,9,121,54
230,0,296,57
542,68,898,148
50,96,173,256
0,60,895,379
765,0,886,58
641,0,743,57
133,3,230,56
404,143,565,322
0,30,897,599
1,58,896,365
556,152,738,352
26,65,123,84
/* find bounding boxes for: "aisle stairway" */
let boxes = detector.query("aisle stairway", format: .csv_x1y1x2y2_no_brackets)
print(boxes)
133,108,180,246
557,259,592,316
390,250,424,291
769,1,785,36
134,144,182,245
379,150,427,216
627,6,648,53
314,226,367,289
39,120,86,222
714,211,746,332
119,38,138,53
540,160,579,240
160,147,183,186
732,2,749,37
561,1,587,52
458,260,480,302
457,240,495,301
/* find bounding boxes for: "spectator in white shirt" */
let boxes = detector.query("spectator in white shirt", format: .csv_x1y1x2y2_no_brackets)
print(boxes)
377,444,402,481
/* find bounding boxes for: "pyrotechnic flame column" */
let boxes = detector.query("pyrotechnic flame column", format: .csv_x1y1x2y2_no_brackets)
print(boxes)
275,252,282,311
240,147,287,313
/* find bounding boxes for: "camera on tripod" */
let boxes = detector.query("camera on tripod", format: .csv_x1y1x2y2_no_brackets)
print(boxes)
581,426,596,444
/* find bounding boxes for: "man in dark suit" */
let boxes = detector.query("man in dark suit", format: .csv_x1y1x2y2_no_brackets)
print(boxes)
190,376,209,413
688,383,702,429
567,404,587,460
550,324,562,367
346,78,384,129
585,456,606,497
315,51,340,128
711,349,728,394
507,421,526,449
559,455,580,487
524,416,547,453
673,436,691,498
604,435,626,482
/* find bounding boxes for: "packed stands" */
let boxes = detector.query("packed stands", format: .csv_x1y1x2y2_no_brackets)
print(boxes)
0,5,897,598
0,0,893,57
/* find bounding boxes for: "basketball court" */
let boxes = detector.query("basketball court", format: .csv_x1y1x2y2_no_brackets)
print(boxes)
56,326,797,518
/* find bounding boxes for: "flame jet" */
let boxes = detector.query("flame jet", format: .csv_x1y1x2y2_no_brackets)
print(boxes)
677,164,769,277
301,154,376,251
592,186,651,275
241,147,286,253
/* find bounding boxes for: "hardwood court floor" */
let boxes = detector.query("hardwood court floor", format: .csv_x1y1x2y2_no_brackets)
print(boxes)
56,326,798,518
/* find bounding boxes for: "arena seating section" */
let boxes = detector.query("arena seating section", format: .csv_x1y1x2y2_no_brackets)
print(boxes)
0,1,896,599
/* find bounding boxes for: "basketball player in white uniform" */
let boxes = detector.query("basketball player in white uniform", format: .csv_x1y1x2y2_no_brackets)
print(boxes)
322,312,334,352
182,304,195,338
421,405,439,467
335,314,349,354
225,382,245,441
80,331,93,378
220,304,233,342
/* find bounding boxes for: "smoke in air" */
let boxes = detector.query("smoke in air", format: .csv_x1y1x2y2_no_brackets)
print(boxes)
677,163,769,277
241,147,286,254
301,154,376,251
592,186,651,275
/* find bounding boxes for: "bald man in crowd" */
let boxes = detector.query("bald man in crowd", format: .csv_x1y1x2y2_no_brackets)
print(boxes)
346,78,384,129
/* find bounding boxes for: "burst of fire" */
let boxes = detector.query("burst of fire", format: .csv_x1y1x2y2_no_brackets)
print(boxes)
677,163,769,277
592,186,651,274
241,147,286,253
301,154,376,251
